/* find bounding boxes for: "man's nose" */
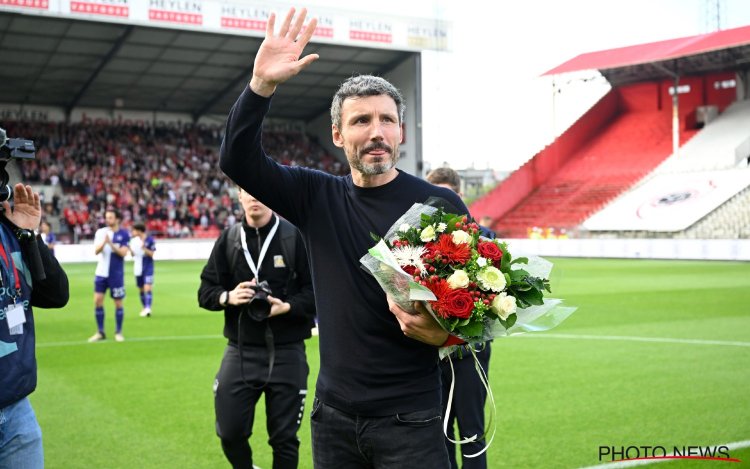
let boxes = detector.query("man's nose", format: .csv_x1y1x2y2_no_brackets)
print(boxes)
369,122,386,140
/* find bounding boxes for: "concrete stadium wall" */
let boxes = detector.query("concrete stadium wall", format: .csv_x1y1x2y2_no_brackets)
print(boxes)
55,238,750,264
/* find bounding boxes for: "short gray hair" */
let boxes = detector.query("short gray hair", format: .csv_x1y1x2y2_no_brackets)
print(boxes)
330,75,405,129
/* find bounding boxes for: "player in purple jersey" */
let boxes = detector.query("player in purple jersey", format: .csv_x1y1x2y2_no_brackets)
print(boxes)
88,209,130,342
130,222,155,317
40,220,56,257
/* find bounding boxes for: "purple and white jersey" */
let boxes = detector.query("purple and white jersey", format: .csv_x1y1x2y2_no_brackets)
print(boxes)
94,227,130,279
131,235,156,277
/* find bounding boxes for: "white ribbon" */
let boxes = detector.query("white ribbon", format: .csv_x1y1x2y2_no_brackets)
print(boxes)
239,215,280,281
443,345,497,459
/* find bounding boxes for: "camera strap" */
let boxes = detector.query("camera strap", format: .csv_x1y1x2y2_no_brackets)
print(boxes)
237,313,276,390
239,215,280,281
237,215,279,390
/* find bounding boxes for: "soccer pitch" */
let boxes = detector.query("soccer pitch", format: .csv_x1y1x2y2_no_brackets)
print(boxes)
30,258,750,468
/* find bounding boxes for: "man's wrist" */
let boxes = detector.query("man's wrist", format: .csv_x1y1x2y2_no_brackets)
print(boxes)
249,77,276,98
219,291,229,307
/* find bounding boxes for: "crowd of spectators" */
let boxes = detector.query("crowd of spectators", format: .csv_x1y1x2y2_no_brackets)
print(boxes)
4,120,348,241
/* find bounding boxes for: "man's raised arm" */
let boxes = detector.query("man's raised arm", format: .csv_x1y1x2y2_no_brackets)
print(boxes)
249,7,319,97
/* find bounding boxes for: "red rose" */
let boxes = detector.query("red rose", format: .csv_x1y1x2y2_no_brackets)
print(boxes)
437,289,475,319
477,241,503,263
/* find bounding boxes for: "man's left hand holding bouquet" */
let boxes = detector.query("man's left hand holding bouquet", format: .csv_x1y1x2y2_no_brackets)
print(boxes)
387,295,449,346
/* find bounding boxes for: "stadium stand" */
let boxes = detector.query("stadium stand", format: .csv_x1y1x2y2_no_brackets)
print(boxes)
2,120,346,241
582,96,750,238
484,84,686,239
653,99,750,173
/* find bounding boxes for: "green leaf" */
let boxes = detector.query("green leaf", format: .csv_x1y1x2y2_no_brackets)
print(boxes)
517,287,544,306
457,320,484,338
509,269,528,282
505,313,517,328
501,249,511,267
511,256,528,265
370,232,381,242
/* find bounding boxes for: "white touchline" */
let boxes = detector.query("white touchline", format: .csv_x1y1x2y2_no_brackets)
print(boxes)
516,333,750,348
37,334,224,348
579,440,750,468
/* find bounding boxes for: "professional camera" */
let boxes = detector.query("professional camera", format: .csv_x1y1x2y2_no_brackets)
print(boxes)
244,280,273,321
0,127,36,202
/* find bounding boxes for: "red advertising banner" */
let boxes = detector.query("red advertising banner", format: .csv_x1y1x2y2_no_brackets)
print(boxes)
71,0,128,17
0,0,48,10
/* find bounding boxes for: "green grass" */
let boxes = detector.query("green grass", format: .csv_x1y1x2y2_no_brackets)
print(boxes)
30,258,750,468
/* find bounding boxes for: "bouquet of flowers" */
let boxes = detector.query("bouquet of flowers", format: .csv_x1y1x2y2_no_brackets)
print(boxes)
360,198,576,349
360,198,576,457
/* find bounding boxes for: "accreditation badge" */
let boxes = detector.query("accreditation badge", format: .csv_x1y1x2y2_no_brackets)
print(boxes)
6,303,25,335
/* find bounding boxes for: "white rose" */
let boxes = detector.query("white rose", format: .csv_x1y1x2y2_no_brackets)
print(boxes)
447,270,470,289
476,257,487,267
451,230,472,245
420,225,437,242
437,222,447,233
398,223,411,233
491,293,517,319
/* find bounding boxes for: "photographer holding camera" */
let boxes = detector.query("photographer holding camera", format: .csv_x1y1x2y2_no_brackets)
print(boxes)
198,187,315,469
1,127,69,468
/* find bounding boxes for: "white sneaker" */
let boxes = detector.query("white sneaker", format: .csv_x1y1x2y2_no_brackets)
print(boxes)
115,333,125,342
139,308,151,317
88,331,106,342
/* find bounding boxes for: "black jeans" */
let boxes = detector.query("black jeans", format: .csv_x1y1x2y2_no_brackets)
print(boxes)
214,342,309,469
310,398,450,468
440,342,491,469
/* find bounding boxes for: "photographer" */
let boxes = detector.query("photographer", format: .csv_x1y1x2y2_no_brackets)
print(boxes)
1,128,69,468
198,188,315,469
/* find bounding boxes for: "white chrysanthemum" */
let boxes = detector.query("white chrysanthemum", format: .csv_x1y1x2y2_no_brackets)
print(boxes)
437,222,447,232
476,266,506,292
392,245,428,275
398,223,411,233
452,230,472,245
476,257,488,267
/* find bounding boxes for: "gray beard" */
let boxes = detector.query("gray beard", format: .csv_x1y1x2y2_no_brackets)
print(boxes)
348,152,399,176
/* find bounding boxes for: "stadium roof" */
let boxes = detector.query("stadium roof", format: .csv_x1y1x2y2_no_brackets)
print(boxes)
543,24,750,86
0,11,414,122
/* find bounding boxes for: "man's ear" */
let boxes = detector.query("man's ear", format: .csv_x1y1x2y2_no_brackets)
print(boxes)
331,124,344,148
400,122,404,144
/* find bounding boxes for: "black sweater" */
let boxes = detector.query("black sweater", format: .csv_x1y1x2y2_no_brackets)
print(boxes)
197,215,316,345
220,87,469,416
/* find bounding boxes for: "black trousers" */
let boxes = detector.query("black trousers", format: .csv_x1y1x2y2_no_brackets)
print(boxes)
214,342,309,469
440,342,491,469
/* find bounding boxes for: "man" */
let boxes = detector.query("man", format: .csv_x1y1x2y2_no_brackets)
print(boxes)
198,188,315,469
219,8,469,467
39,221,56,257
89,209,129,342
1,183,69,468
427,167,493,469
130,222,155,317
